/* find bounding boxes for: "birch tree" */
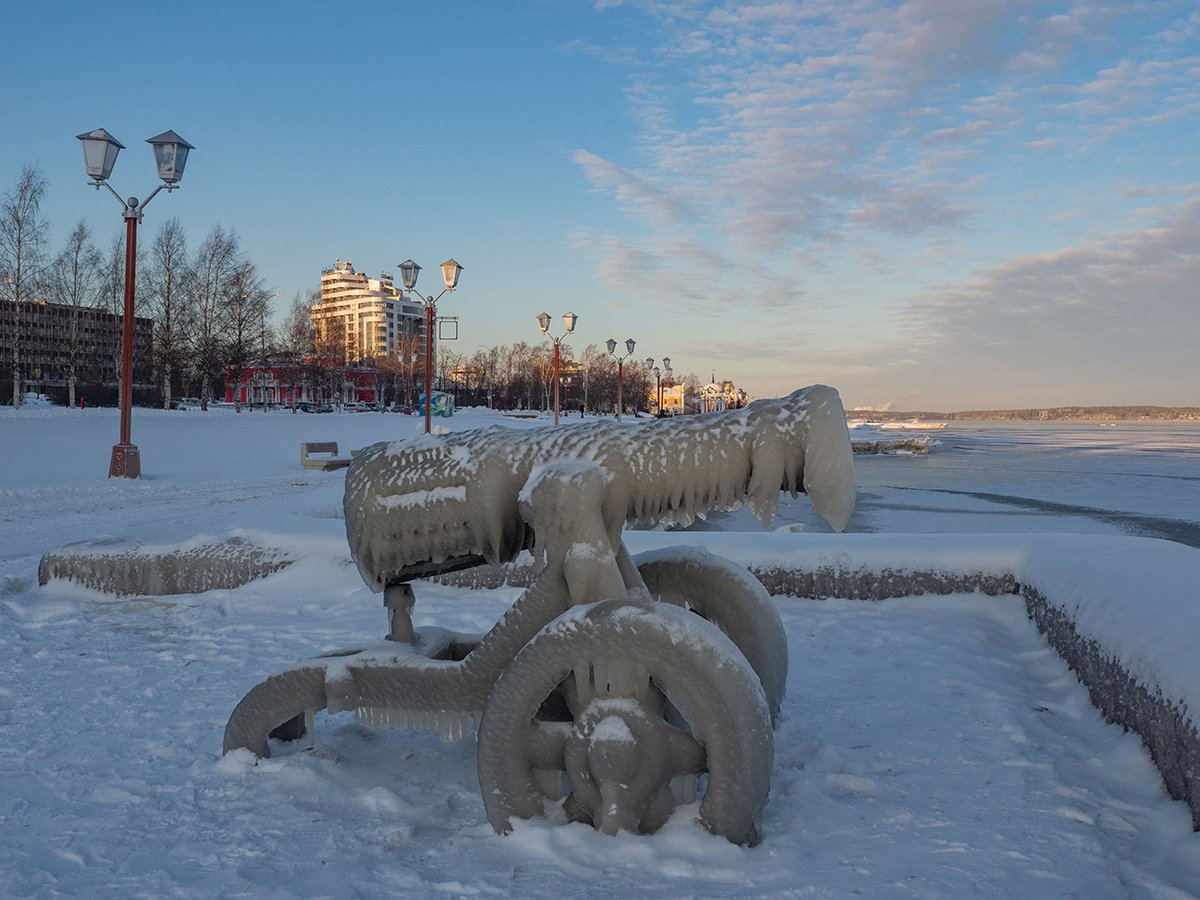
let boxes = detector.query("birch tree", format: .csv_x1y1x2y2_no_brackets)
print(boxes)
0,165,50,407
278,291,315,408
144,218,191,408
47,219,103,407
185,225,239,409
100,234,124,314
223,259,268,412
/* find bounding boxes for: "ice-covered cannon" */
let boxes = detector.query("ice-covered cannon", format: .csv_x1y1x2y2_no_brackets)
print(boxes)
224,385,856,844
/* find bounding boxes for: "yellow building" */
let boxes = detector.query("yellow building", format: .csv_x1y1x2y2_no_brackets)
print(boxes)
660,384,686,415
312,260,426,364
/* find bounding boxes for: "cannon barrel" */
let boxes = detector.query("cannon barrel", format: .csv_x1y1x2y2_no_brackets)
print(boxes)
344,385,856,591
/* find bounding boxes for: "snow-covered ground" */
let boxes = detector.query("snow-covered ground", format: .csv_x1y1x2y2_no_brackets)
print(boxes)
2,405,1200,897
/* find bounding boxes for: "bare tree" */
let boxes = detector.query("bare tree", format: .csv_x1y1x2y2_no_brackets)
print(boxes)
470,345,502,407
46,219,104,407
185,225,239,409
578,343,619,414
397,331,423,410
97,232,149,400
223,260,268,412
681,372,703,413
437,346,461,396
276,291,315,408
505,341,540,411
533,341,576,412
310,288,347,404
0,165,50,406
143,218,191,408
100,234,125,314
580,345,618,415
280,291,316,356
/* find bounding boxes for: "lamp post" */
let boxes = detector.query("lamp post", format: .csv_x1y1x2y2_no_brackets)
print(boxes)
77,128,194,478
645,358,654,415
661,357,672,414
397,258,463,434
645,355,670,415
537,311,578,426
605,337,636,420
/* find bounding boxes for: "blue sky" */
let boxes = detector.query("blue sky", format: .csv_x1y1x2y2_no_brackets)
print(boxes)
3,0,1197,410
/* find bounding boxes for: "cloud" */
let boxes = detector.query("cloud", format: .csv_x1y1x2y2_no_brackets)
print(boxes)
857,196,1200,405
572,149,694,227
849,181,970,234
569,1,1200,406
557,38,641,67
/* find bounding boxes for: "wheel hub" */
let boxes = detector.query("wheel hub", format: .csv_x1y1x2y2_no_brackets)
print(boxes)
564,699,675,835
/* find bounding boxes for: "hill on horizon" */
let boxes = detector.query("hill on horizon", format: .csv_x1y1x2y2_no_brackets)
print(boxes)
847,405,1200,422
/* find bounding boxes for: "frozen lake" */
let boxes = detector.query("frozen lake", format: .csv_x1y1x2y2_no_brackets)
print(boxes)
854,422,1200,545
691,420,1200,548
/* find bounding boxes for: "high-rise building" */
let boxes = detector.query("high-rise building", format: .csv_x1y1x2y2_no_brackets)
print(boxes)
312,260,426,365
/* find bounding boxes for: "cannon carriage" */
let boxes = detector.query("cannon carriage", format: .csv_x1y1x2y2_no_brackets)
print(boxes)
223,386,855,844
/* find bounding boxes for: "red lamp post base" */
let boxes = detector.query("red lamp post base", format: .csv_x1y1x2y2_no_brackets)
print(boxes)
108,443,142,479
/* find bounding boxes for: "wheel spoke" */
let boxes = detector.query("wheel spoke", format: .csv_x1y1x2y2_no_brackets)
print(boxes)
663,724,707,776
526,720,570,769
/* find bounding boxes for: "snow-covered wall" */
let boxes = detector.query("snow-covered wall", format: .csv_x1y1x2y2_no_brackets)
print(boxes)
37,532,297,597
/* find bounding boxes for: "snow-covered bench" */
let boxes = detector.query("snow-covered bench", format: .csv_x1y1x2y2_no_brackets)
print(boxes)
300,441,350,471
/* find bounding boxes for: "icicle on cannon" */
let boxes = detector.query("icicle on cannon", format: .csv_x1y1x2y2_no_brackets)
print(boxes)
223,385,856,844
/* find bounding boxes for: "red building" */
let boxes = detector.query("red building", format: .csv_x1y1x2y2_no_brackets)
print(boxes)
224,359,381,407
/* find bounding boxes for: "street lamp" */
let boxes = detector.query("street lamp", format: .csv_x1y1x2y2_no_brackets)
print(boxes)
537,311,578,426
605,336,636,421
661,356,672,414
77,127,194,478
397,257,463,434
644,356,672,415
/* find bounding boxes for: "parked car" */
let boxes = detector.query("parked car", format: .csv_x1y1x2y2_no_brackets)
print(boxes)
342,401,368,413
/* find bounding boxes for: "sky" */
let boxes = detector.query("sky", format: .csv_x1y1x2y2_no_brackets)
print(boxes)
2,0,1198,411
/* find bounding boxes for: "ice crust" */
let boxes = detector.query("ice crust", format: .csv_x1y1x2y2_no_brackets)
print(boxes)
344,385,856,591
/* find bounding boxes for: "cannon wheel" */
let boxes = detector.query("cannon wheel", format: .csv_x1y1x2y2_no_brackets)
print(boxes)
477,599,773,845
635,547,788,723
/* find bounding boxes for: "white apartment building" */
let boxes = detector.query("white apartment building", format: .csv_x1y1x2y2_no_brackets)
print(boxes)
313,260,427,365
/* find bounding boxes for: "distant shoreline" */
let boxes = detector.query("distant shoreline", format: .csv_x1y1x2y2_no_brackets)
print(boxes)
847,406,1200,422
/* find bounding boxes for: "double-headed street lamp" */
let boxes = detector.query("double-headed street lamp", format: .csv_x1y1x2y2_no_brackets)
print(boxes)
397,258,463,434
605,337,636,421
537,311,578,426
646,356,671,414
77,127,194,478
